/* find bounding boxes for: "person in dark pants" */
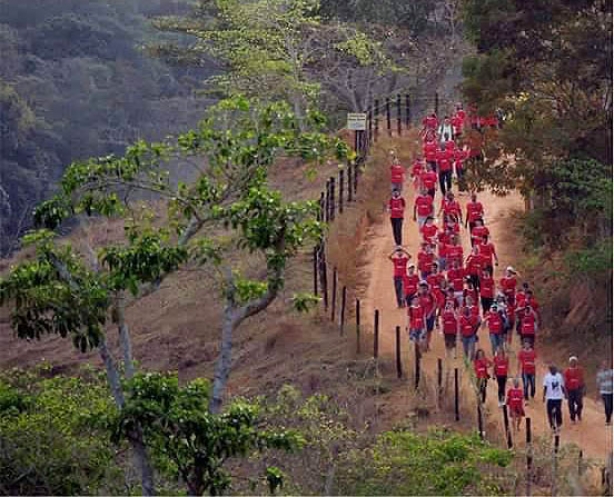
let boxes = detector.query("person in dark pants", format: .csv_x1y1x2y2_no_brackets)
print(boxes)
389,247,411,308
474,349,492,404
563,356,585,423
388,189,405,246
518,341,537,400
597,361,613,425
543,365,566,433
493,347,509,406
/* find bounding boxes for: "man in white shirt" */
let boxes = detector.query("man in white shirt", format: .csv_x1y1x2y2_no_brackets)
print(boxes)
543,365,566,433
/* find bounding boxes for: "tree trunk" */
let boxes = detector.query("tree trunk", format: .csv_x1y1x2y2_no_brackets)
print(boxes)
209,306,235,414
116,295,136,379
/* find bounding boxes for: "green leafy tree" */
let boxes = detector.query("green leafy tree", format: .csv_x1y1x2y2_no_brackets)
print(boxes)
0,96,349,494
113,373,303,496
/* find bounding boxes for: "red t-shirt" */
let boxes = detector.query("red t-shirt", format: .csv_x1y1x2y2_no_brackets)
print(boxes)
446,245,464,267
518,349,537,374
453,149,467,172
520,313,536,335
417,250,435,274
423,115,438,130
389,197,405,219
465,254,484,276
421,225,438,245
478,242,496,264
427,273,444,292
392,256,409,277
456,109,466,123
471,225,490,241
460,314,479,337
485,310,503,334
441,199,462,218
515,292,527,309
464,303,480,318
411,161,424,178
500,276,517,296
442,309,458,335
447,267,466,291
420,170,438,190
423,141,438,161
466,201,484,223
445,140,456,152
436,149,453,172
480,276,495,298
451,115,463,134
494,356,509,376
474,357,491,379
403,274,419,297
564,367,585,390
415,195,433,217
419,292,436,316
408,305,425,329
391,164,405,183
507,387,524,411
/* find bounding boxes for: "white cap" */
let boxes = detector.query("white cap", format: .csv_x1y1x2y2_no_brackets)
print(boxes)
569,356,578,363
506,266,516,273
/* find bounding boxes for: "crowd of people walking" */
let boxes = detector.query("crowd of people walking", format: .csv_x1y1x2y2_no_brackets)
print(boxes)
386,104,613,433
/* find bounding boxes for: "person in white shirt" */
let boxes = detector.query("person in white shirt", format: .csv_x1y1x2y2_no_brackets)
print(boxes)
543,365,566,432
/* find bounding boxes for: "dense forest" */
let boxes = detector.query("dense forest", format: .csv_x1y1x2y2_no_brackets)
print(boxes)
0,0,212,255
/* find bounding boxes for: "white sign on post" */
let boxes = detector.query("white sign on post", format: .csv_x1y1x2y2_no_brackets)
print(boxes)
347,113,367,131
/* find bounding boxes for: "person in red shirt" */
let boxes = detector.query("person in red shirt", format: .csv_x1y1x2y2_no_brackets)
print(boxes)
390,155,405,192
453,146,468,192
436,144,453,195
493,348,509,405
518,305,538,347
447,259,466,305
388,189,405,246
411,157,425,192
436,227,451,271
564,356,585,423
460,306,479,360
479,267,496,314
499,266,518,305
446,234,464,269
420,216,438,246
403,263,420,306
422,112,439,134
517,341,537,400
463,283,479,313
465,245,484,291
507,378,525,431
423,134,438,168
438,191,463,223
524,289,542,326
477,235,499,271
474,348,492,403
451,114,463,140
470,218,490,246
485,303,505,355
441,300,459,358
418,281,437,350
420,164,438,199
407,295,427,347
413,188,434,227
465,193,485,231
417,242,435,280
389,246,411,308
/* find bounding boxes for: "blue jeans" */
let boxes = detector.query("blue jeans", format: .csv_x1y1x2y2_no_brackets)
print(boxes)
489,333,504,355
522,373,536,400
461,335,476,360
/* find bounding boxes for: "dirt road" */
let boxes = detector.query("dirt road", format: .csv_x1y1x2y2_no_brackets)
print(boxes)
360,176,612,461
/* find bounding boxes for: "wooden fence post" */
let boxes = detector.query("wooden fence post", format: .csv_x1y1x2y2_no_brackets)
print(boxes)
578,450,583,476
373,309,379,359
405,94,411,126
353,161,359,196
330,267,337,322
526,417,533,497
414,342,421,390
313,246,318,296
368,109,373,144
374,99,380,141
356,299,361,354
396,94,402,136
477,403,484,439
502,405,513,448
386,97,391,136
325,180,331,223
347,163,353,202
396,326,402,378
454,368,460,421
437,358,443,404
329,177,336,221
339,286,347,335
320,251,328,310
338,169,344,214
435,91,439,116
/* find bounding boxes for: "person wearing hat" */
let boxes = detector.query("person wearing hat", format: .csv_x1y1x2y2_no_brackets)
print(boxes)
388,188,406,246
563,356,585,423
543,364,566,433
500,266,518,305
389,246,411,308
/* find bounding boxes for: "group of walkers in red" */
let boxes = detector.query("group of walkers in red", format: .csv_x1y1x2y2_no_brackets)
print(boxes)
385,103,610,433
